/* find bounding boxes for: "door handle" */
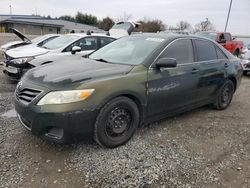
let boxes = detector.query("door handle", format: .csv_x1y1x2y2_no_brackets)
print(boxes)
191,68,199,74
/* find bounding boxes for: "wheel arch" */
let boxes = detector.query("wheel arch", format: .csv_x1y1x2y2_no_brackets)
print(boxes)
96,92,147,124
228,76,237,92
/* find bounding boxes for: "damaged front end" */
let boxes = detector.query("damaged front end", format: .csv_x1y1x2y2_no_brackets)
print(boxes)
3,55,35,80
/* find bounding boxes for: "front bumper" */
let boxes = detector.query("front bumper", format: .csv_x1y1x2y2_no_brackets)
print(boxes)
3,61,32,80
15,99,99,143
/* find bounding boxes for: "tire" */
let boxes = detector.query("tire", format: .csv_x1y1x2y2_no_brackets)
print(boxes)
94,97,140,148
213,80,234,110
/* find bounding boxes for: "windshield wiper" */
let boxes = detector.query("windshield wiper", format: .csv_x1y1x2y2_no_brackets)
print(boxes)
93,58,110,63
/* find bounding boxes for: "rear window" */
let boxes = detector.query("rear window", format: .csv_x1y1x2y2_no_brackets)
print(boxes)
224,33,231,41
195,39,217,61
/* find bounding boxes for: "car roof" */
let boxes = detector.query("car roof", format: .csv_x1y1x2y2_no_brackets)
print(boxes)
131,33,211,41
65,33,116,38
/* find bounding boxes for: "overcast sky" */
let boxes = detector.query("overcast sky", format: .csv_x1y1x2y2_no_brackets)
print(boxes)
0,0,249,35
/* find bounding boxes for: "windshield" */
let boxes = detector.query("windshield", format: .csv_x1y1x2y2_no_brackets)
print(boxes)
42,35,79,50
31,35,52,43
89,36,164,65
196,32,217,41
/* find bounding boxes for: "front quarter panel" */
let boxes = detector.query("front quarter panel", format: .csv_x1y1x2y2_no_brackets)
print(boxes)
76,65,148,110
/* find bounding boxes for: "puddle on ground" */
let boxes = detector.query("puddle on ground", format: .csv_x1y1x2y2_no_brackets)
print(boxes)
1,109,17,118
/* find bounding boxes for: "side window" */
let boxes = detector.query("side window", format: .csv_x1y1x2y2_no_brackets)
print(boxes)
224,33,231,41
100,37,115,48
64,37,97,52
160,39,194,64
216,46,227,59
195,40,217,61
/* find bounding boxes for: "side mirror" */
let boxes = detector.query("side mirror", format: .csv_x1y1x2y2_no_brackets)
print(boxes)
71,46,81,54
232,37,236,40
155,58,177,69
218,39,226,43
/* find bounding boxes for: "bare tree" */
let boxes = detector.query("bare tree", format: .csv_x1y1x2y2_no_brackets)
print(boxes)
194,18,215,32
117,12,133,22
176,20,192,31
98,17,114,31
136,19,165,33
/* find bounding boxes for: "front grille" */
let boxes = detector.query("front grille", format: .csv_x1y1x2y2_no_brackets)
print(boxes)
16,88,42,104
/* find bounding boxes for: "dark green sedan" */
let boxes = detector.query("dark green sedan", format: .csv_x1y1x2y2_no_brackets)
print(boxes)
15,34,243,148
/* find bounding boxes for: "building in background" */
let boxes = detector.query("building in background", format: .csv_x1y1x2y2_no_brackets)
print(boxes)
0,15,104,35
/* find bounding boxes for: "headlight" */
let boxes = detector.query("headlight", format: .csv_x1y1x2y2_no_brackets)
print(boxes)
37,89,95,105
10,57,34,64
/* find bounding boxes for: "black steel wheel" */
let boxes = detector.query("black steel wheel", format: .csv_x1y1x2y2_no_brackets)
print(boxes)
94,97,139,148
213,80,234,110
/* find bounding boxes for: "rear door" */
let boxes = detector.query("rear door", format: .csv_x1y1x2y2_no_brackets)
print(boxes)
147,39,200,117
193,39,226,102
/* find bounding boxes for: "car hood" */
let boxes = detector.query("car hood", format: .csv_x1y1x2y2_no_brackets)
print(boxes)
11,28,31,43
0,41,28,51
29,53,82,67
23,58,133,89
6,46,49,59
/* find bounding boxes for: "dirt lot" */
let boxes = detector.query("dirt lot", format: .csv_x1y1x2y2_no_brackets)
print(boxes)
0,62,250,187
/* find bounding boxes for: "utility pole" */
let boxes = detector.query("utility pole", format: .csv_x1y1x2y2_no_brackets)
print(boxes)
225,0,233,32
9,5,12,15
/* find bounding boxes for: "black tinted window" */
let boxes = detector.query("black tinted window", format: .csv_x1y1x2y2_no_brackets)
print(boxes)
64,37,97,52
216,46,227,59
100,37,115,47
224,33,231,41
160,39,194,64
195,40,217,61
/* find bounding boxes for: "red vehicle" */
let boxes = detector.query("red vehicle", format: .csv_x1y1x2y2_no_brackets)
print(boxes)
197,32,244,57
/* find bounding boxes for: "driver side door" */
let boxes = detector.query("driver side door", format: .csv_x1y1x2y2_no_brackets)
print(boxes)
146,39,200,118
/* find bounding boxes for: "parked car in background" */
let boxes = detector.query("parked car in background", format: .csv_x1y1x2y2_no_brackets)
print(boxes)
241,59,250,76
196,31,244,57
3,33,116,79
0,28,59,52
3,21,139,80
15,34,243,148
242,43,250,60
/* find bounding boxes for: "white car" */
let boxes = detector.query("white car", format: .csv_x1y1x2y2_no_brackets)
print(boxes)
3,21,138,80
242,43,250,60
0,28,59,52
3,33,116,79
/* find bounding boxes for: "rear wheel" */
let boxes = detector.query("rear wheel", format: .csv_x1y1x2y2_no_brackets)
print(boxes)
94,97,139,148
213,80,234,110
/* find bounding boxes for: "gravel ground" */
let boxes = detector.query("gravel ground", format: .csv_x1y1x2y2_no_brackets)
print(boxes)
0,63,250,187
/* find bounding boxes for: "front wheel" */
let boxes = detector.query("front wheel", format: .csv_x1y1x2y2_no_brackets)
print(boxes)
94,97,140,148
213,80,234,110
